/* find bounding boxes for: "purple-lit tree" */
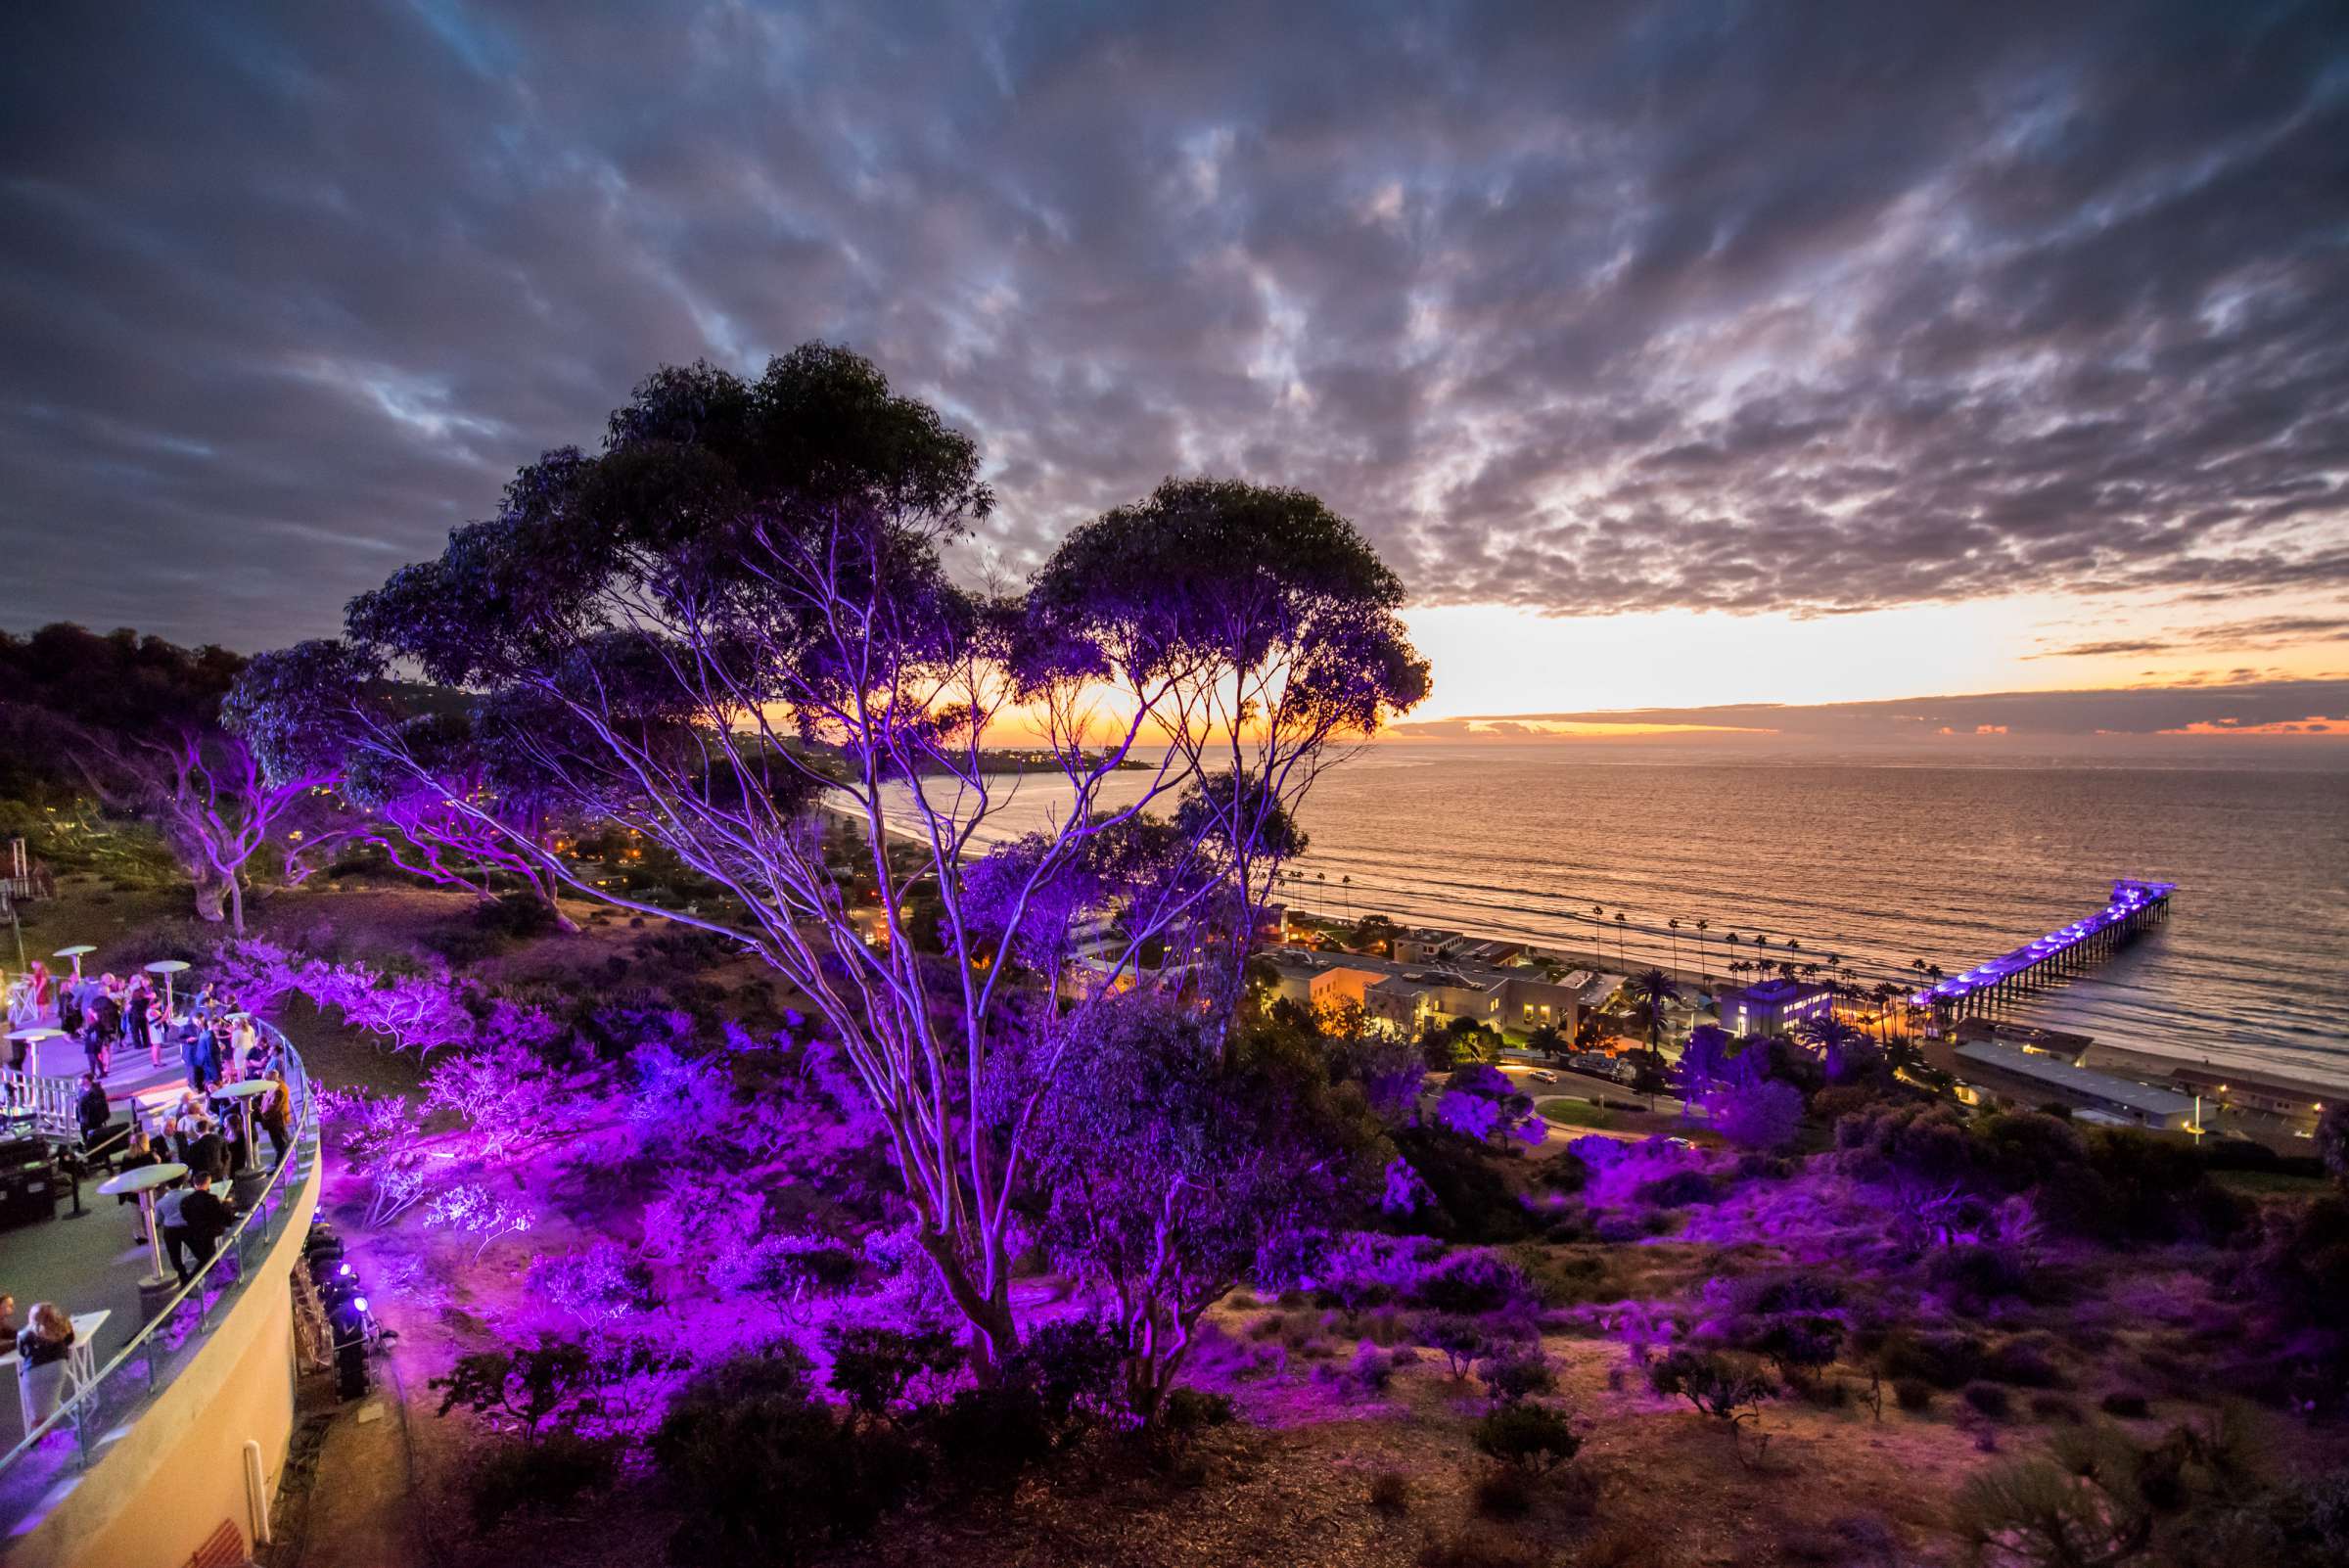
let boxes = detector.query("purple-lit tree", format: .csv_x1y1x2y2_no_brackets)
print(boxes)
0,624,343,929
225,641,579,929
1702,1056,1805,1152
1028,994,1383,1423
310,346,1424,1372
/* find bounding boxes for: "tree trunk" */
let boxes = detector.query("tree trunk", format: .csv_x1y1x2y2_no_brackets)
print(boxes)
227,875,247,935
916,1229,1020,1377
193,876,226,924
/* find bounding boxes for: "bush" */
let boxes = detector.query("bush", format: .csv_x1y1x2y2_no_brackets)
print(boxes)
1477,1345,1556,1406
1633,1169,1716,1209
1894,1377,1935,1413
920,1384,1054,1498
2029,1393,2082,1423
1421,1314,1497,1381
1159,1387,1235,1438
1924,1242,2036,1311
1962,1381,2013,1420
1353,1341,1394,1392
1471,1464,1535,1519
469,1430,617,1529
653,1349,917,1567
1982,1338,2066,1389
1417,1523,1543,1568
1875,1329,1984,1390
2099,1391,2150,1418
1472,1403,1581,1474
1412,1249,1536,1316
1006,1316,1125,1430
823,1324,964,1416
1369,1469,1411,1515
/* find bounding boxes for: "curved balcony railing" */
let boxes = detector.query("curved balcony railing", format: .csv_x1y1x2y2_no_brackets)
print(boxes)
0,1016,319,1529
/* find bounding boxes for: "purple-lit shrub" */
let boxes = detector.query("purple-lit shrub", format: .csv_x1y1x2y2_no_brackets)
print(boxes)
1633,1169,1718,1209
1703,1061,1803,1152
714,1231,860,1323
1472,1402,1581,1474
1647,1348,1776,1463
423,1041,579,1162
423,1182,534,1260
1410,1249,1537,1317
530,1241,652,1328
1421,1314,1497,1381
1477,1344,1556,1405
1317,1232,1446,1311
655,1346,918,1568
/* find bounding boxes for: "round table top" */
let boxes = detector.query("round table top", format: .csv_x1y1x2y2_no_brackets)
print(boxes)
144,959,192,974
52,945,97,958
211,1079,278,1100
6,1027,64,1042
100,1162,189,1197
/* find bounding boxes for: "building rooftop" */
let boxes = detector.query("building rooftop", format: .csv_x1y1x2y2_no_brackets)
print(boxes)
1720,977,1830,1005
1956,1040,2196,1119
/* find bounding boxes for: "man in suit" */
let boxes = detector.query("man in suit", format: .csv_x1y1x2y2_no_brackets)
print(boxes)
177,1173,236,1279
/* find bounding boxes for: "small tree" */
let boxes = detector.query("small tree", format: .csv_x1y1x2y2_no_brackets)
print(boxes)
0,623,343,929
433,1336,600,1445
1705,1055,1805,1151
1648,1347,1776,1466
1473,1403,1582,1474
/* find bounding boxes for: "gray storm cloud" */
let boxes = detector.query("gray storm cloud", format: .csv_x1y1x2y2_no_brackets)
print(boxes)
2,1,2345,651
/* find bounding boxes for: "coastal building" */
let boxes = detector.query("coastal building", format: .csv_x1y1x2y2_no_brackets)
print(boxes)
1715,978,1833,1038
2074,1043,2338,1138
1262,947,1581,1039
1393,928,1468,964
1953,1040,2196,1130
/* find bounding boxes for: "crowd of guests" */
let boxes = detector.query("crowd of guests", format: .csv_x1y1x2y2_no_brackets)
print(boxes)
6,958,265,1094
0,962,299,1433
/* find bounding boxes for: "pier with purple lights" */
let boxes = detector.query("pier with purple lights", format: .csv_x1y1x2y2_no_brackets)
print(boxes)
1914,878,2176,1030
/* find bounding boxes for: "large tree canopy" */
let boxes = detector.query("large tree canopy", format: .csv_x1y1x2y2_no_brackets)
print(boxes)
274,342,1426,1373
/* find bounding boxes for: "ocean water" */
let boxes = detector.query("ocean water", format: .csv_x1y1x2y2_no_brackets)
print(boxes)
902,747,2349,1090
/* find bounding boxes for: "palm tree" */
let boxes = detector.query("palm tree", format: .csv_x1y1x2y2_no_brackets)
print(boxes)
1341,874,1352,921
1693,919,1711,986
1629,967,1682,1051
1667,918,1681,975
1613,910,1629,966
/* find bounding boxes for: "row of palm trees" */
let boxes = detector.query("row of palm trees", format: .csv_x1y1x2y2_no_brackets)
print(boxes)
1278,872,1955,1019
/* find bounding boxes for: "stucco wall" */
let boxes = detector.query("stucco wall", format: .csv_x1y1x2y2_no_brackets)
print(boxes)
4,1145,321,1568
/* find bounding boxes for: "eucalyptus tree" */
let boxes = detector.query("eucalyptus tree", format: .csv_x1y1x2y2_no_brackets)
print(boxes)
227,647,578,929
274,345,1426,1370
0,624,340,929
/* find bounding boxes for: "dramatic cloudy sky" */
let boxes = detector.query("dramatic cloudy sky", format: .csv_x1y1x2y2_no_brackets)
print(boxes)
4,1,2346,737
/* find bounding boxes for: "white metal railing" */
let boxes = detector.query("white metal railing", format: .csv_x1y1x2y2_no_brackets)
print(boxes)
0,1067,79,1143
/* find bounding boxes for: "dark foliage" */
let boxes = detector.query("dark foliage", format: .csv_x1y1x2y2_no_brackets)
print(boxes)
1472,1403,1582,1474
1962,1381,2013,1420
1476,1345,1556,1406
653,1348,919,1567
468,1430,619,1530
823,1324,965,1417
1389,1125,1532,1242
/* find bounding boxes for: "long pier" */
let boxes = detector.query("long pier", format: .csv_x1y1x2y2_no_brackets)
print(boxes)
1914,878,2174,1030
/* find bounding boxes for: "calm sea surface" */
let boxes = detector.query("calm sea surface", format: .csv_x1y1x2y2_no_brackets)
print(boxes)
903,748,2349,1089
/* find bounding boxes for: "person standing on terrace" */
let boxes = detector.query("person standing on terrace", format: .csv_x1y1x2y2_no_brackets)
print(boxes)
16,1303,76,1430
